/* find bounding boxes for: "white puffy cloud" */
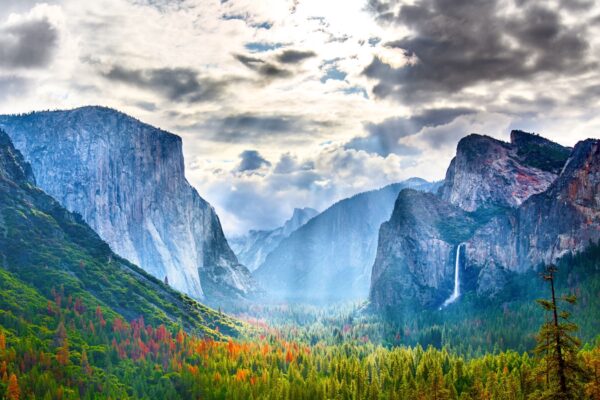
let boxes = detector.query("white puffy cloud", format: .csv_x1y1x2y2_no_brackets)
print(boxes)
0,0,599,235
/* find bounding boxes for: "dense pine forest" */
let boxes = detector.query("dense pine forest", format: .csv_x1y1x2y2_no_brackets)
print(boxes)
0,243,599,399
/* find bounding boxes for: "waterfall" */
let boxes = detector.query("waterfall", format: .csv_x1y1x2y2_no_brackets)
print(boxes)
442,243,464,307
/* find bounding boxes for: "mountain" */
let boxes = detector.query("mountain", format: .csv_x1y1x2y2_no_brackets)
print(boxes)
516,138,600,268
229,207,318,271
439,131,570,211
0,106,257,305
370,189,475,311
370,130,599,312
0,128,242,337
253,178,440,302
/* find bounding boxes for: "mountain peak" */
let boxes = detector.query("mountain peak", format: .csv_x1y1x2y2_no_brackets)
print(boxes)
509,129,572,174
441,131,567,211
282,207,319,236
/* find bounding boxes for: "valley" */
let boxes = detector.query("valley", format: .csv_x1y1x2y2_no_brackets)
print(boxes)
0,108,599,399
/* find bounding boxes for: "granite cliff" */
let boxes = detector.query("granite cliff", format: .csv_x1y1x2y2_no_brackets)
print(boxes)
370,130,598,311
0,107,257,304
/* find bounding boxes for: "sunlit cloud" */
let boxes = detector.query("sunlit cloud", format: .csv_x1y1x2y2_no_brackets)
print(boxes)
0,0,599,235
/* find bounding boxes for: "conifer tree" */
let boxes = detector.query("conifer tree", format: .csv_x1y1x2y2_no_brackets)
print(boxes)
534,264,583,399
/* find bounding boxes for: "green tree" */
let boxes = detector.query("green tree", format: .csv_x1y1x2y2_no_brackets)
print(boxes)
534,264,583,399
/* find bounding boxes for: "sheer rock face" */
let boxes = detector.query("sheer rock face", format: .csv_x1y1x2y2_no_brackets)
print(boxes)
516,139,600,268
229,208,318,272
439,132,568,211
254,178,439,302
369,190,472,311
0,107,256,303
370,131,600,311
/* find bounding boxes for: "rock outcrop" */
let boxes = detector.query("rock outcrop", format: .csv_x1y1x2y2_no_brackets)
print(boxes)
516,139,600,268
439,132,569,211
254,178,439,302
229,207,318,272
0,107,257,304
370,190,473,311
370,130,599,312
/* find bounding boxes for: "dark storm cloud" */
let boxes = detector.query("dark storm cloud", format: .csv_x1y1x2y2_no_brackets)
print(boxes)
488,95,559,117
364,0,595,103
0,17,59,68
195,113,335,143
345,107,476,156
236,150,271,172
221,114,299,133
558,0,594,12
276,50,316,64
209,114,322,142
103,66,226,102
570,83,600,105
234,54,292,79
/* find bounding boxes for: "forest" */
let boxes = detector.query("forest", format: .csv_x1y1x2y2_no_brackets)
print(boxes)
1,244,599,399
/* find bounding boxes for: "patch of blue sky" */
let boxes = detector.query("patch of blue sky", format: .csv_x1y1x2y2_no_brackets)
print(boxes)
320,67,347,83
342,86,369,99
245,42,283,53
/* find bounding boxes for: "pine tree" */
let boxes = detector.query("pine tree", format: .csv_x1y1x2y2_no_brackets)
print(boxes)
534,264,583,399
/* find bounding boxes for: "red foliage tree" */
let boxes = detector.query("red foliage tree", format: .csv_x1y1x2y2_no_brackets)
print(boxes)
6,373,20,400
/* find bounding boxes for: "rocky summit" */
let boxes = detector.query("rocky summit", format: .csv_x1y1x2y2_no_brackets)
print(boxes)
0,107,257,305
439,131,570,211
370,130,599,312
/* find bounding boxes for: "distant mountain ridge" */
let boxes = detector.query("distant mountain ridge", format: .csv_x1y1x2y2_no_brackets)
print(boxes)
254,178,440,302
0,106,257,305
370,130,600,312
229,207,318,272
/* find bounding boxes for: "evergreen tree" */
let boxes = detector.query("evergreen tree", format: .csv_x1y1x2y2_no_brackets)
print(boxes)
534,264,583,399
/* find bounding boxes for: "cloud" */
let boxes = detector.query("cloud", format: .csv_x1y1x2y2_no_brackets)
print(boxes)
345,107,476,156
364,0,595,103
274,152,315,174
276,49,316,64
234,54,292,79
196,145,428,235
236,150,271,172
0,75,28,100
0,11,59,69
198,113,332,143
418,111,512,149
103,66,227,102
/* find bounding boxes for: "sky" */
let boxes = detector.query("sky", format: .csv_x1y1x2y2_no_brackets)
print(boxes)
0,0,599,236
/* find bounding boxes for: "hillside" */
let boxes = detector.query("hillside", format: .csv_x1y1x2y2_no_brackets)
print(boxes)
0,128,242,337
